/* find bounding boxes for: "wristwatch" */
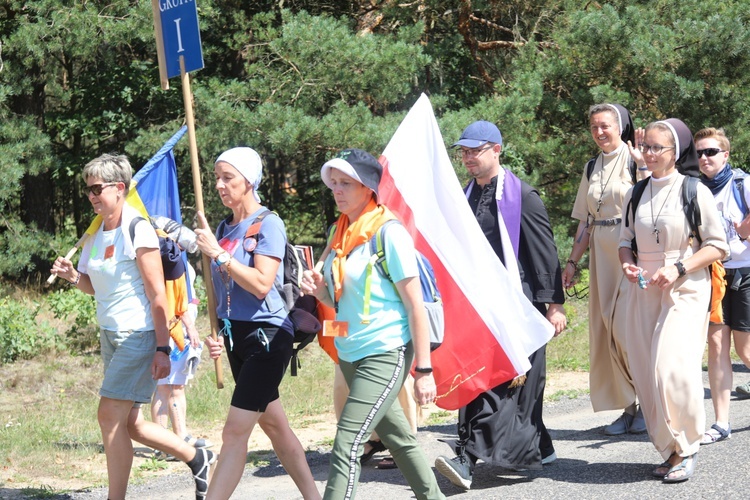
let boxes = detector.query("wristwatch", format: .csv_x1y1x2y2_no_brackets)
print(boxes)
674,261,687,278
414,366,433,374
215,252,231,267
156,345,172,356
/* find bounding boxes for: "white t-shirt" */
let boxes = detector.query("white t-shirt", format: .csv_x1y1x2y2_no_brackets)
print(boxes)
79,207,159,331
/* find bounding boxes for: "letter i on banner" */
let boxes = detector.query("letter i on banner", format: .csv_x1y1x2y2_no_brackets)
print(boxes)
151,1,225,389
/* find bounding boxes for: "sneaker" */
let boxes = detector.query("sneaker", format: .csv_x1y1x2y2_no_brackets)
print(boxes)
701,423,731,444
629,407,647,434
153,450,178,462
603,411,634,436
735,383,750,398
435,454,472,490
185,435,214,449
541,451,557,465
192,448,217,499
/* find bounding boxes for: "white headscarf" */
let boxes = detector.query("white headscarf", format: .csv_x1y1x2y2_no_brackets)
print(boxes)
215,147,263,202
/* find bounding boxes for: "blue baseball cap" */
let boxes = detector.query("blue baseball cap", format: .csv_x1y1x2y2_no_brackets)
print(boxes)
453,120,503,148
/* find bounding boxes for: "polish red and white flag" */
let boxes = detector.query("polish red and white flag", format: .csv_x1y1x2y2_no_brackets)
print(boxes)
378,94,554,410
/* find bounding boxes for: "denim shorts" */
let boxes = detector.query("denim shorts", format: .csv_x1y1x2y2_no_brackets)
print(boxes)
100,329,158,404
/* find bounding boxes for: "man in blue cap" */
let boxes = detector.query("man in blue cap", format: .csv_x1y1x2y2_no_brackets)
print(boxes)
435,121,566,490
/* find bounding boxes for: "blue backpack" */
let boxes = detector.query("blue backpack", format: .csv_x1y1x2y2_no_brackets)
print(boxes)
367,220,444,351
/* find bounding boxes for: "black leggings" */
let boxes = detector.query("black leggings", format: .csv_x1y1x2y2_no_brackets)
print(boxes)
225,320,293,412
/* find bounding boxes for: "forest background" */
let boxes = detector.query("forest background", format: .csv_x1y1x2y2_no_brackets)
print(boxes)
1,0,749,492
1,0,750,312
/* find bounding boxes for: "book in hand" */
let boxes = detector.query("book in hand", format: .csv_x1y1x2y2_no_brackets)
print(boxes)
294,245,314,270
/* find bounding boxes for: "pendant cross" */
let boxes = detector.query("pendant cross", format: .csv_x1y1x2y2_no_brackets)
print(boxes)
652,227,660,244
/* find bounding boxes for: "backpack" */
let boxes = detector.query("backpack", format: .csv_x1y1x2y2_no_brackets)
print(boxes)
368,220,444,351
129,216,189,350
731,168,749,218
586,155,638,184
239,209,321,376
625,176,702,257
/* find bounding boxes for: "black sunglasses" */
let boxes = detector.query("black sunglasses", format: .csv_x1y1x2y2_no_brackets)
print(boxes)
84,182,118,196
696,148,726,158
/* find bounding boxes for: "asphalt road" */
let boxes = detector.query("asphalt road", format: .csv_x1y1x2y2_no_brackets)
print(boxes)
41,364,750,499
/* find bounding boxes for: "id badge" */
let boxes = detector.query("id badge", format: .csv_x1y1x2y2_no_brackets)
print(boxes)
322,320,348,337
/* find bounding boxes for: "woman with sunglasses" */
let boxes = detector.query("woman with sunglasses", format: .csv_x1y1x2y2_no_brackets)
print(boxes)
192,147,320,500
694,127,750,445
50,154,216,500
619,119,728,482
564,104,649,435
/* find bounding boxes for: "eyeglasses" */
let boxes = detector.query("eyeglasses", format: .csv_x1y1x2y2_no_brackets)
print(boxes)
696,148,726,158
565,285,589,300
640,144,675,155
458,145,494,158
84,182,118,196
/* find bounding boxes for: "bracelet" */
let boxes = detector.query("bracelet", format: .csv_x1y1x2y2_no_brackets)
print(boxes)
566,259,578,271
674,261,687,278
69,272,80,286
414,366,433,374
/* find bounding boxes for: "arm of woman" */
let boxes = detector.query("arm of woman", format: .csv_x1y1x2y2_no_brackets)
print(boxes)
194,211,280,300
50,256,96,295
563,220,590,288
229,253,281,299
648,184,729,289
136,246,171,380
394,277,436,405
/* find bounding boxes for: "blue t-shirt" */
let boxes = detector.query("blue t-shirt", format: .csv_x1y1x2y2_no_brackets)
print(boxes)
323,222,419,362
212,208,293,334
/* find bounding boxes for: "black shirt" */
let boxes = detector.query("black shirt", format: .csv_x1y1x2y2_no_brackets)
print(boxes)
467,176,504,264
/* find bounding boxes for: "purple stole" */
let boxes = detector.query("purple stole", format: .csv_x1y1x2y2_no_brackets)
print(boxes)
465,169,523,290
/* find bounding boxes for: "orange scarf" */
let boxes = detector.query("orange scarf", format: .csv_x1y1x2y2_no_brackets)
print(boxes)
330,199,396,302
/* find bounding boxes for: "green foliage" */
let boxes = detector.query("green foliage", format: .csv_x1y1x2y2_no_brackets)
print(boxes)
46,289,98,352
5,0,750,286
0,298,58,363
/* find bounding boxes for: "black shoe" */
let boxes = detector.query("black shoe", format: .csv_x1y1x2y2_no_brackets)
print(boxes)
192,448,217,499
435,454,472,490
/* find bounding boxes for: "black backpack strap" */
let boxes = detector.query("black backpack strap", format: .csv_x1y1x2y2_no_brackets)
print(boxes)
682,177,702,245
625,178,650,257
734,176,749,217
585,157,597,181
625,178,650,228
128,216,150,253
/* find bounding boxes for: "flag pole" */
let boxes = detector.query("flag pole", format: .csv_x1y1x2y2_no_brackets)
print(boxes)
180,56,224,389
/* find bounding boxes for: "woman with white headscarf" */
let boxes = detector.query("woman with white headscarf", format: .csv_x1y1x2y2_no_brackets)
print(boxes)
564,104,650,435
619,119,728,482
195,147,320,499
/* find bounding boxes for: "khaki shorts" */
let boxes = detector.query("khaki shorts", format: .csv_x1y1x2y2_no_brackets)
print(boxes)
99,329,157,404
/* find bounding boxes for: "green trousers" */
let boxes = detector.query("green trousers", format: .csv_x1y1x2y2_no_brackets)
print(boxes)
323,343,444,500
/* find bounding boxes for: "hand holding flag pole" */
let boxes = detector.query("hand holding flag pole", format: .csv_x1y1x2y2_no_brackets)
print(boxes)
46,233,90,285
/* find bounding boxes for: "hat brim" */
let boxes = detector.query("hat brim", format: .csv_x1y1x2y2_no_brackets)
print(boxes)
321,157,378,199
452,139,488,148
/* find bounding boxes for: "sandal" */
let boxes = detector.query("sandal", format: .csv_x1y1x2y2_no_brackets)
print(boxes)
651,460,671,478
360,439,386,465
700,423,731,445
376,456,398,469
663,454,697,483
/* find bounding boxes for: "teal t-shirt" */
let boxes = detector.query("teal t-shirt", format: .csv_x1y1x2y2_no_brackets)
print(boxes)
323,223,419,362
